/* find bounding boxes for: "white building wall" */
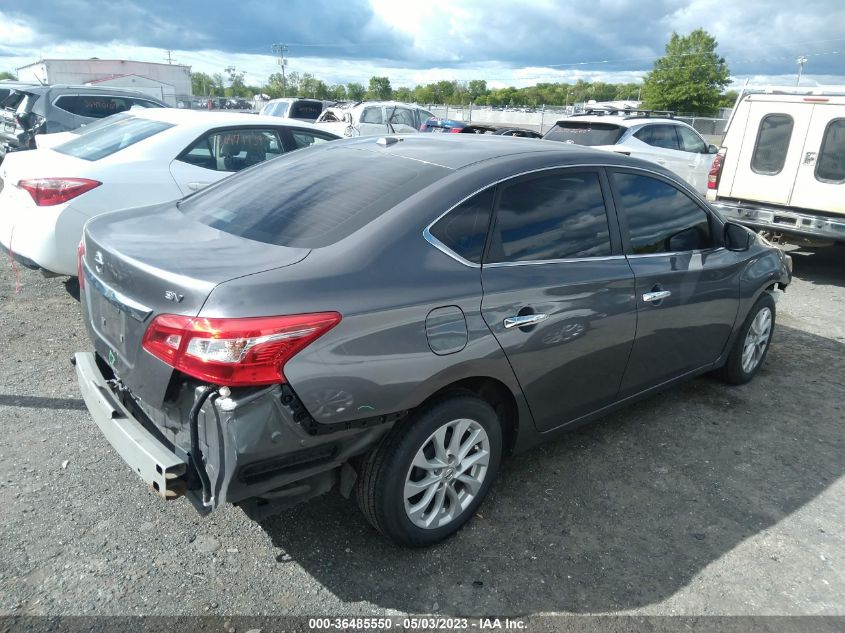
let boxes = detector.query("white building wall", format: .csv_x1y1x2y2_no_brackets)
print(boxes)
16,59,192,101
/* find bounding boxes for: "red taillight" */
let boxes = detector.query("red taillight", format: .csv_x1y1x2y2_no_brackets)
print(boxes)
17,178,101,207
76,240,85,291
448,127,463,133
142,312,342,387
707,151,725,190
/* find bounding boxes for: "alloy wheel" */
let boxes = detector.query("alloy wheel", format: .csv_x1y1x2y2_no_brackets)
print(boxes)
403,418,490,529
741,307,772,374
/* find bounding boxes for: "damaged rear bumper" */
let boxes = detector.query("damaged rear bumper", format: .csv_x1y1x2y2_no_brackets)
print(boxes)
75,351,399,516
74,351,188,499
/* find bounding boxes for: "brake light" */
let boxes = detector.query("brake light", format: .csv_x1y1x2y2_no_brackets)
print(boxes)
707,150,725,190
142,312,342,387
76,241,85,291
449,127,463,133
17,178,101,206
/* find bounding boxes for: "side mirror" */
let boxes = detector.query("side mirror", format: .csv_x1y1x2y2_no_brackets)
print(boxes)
708,144,719,154
724,222,753,251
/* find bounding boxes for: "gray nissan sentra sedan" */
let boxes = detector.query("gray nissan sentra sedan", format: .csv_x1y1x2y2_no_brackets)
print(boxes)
74,134,792,546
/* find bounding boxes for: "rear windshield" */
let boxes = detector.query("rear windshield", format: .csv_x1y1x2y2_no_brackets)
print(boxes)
53,116,173,161
179,145,449,248
1,90,37,113
70,112,133,135
289,101,323,120
543,121,624,146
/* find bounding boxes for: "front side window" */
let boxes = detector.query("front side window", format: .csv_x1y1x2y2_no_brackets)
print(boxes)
53,116,173,161
677,126,707,153
428,188,494,264
612,172,713,254
816,118,845,183
417,109,435,127
178,129,284,172
751,114,793,175
634,125,680,150
388,107,415,127
487,171,612,263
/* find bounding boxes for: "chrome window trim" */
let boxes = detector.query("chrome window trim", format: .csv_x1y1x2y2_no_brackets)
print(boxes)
626,247,726,259
422,162,709,268
83,260,152,322
484,255,626,268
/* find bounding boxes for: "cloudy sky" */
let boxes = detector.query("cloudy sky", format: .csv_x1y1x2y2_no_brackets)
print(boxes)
1,0,844,88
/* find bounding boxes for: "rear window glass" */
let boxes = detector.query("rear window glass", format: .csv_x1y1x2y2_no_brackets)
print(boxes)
262,101,289,117
816,118,845,183
751,114,793,175
179,146,449,248
54,95,161,119
1,90,37,113
543,121,623,146
289,101,323,119
53,116,173,161
70,112,132,135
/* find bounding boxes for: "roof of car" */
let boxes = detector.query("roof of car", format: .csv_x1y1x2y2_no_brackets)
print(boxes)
337,133,656,172
127,108,327,131
551,113,684,128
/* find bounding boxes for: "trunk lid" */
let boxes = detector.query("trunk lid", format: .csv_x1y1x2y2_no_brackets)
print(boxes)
81,202,311,405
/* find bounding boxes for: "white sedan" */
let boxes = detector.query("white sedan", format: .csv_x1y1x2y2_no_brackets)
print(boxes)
0,109,339,277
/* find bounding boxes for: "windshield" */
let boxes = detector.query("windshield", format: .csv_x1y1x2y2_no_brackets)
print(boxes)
543,121,624,146
53,116,173,161
179,145,448,248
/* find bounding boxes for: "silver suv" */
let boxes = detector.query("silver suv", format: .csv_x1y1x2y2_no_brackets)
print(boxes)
0,84,167,159
543,109,719,194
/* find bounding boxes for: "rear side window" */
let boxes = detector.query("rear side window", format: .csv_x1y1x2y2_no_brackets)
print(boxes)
543,121,623,146
179,146,449,248
53,116,173,161
289,130,334,149
428,189,494,264
360,107,383,124
751,114,794,175
612,172,712,254
634,125,680,150
487,171,612,262
816,118,845,183
289,101,323,120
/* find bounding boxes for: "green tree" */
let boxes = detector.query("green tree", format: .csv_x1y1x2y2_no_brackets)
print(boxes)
211,73,226,97
346,82,366,101
367,76,392,100
191,72,214,96
641,28,730,115
0,70,16,81
468,79,487,102
718,90,739,108
393,86,412,102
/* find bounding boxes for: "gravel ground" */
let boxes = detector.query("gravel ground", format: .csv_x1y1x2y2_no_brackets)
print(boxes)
0,245,843,618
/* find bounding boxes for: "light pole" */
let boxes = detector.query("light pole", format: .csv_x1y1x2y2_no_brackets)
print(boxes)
796,55,808,86
272,43,288,96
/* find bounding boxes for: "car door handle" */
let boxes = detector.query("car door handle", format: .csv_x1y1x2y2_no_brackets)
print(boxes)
504,314,548,329
656,158,668,165
642,290,672,303
187,181,210,191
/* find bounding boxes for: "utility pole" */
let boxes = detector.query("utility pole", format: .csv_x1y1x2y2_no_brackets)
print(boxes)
164,50,175,65
272,43,288,96
796,55,808,86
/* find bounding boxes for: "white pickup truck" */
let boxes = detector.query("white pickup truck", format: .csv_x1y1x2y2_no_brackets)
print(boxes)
707,86,845,244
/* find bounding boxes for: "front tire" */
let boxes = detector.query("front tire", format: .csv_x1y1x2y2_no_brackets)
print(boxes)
717,292,776,385
355,394,503,547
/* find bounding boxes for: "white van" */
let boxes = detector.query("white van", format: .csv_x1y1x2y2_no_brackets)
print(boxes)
706,87,845,243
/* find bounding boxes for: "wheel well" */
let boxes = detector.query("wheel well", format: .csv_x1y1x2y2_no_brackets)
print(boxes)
420,377,520,455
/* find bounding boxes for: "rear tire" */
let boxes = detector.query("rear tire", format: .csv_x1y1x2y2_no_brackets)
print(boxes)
355,394,502,547
716,293,776,385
